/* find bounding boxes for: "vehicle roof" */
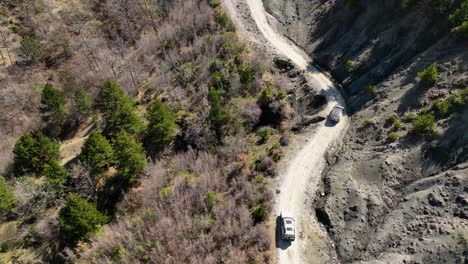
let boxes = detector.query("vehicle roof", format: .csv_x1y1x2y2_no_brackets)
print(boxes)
284,218,295,226
330,108,342,120
284,218,295,235
284,228,295,235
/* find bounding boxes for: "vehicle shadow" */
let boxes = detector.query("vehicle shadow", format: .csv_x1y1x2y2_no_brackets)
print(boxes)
275,216,292,250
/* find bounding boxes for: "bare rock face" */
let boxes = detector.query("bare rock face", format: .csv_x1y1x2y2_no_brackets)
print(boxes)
427,193,444,207
273,57,295,72
287,69,302,78
272,57,328,128
264,0,468,263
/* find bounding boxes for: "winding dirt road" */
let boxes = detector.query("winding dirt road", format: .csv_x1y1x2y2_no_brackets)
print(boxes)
223,0,349,263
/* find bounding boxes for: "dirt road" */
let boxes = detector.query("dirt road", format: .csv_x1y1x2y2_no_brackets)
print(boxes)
224,0,349,263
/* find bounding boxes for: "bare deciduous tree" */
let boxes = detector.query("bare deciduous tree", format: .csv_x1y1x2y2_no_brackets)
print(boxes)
80,149,272,263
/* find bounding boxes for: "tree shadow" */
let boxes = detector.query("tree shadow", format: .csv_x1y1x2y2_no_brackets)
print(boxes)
63,155,80,167
396,82,427,114
97,174,129,216
425,107,468,171
396,131,425,151
275,215,292,250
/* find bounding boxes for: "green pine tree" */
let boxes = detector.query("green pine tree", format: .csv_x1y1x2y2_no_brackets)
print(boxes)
112,132,146,185
13,132,60,176
0,176,15,217
74,86,93,120
96,79,126,120
59,194,109,245
97,79,143,137
40,83,68,127
44,159,69,187
104,100,144,137
80,132,114,175
144,99,177,155
208,88,226,139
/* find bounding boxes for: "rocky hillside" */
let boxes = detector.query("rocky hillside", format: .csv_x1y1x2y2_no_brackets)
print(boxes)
263,0,468,263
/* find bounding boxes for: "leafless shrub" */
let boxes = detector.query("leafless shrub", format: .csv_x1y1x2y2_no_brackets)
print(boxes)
105,0,142,44
219,135,249,161
80,149,272,263
136,162,167,209
66,161,95,200
175,113,217,151
34,214,60,243
14,177,61,217
256,156,277,177
0,137,15,176
240,99,262,131
280,131,291,146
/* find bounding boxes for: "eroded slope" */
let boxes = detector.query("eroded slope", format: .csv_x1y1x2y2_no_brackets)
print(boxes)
264,0,468,263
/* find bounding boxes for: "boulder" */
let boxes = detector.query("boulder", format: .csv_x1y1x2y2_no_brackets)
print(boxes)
274,57,295,72
427,193,444,207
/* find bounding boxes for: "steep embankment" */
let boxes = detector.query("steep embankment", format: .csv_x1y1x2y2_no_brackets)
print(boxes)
225,0,348,263
264,0,468,263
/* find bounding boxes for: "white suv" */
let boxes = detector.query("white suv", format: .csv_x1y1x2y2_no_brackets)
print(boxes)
280,211,296,241
328,105,345,123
